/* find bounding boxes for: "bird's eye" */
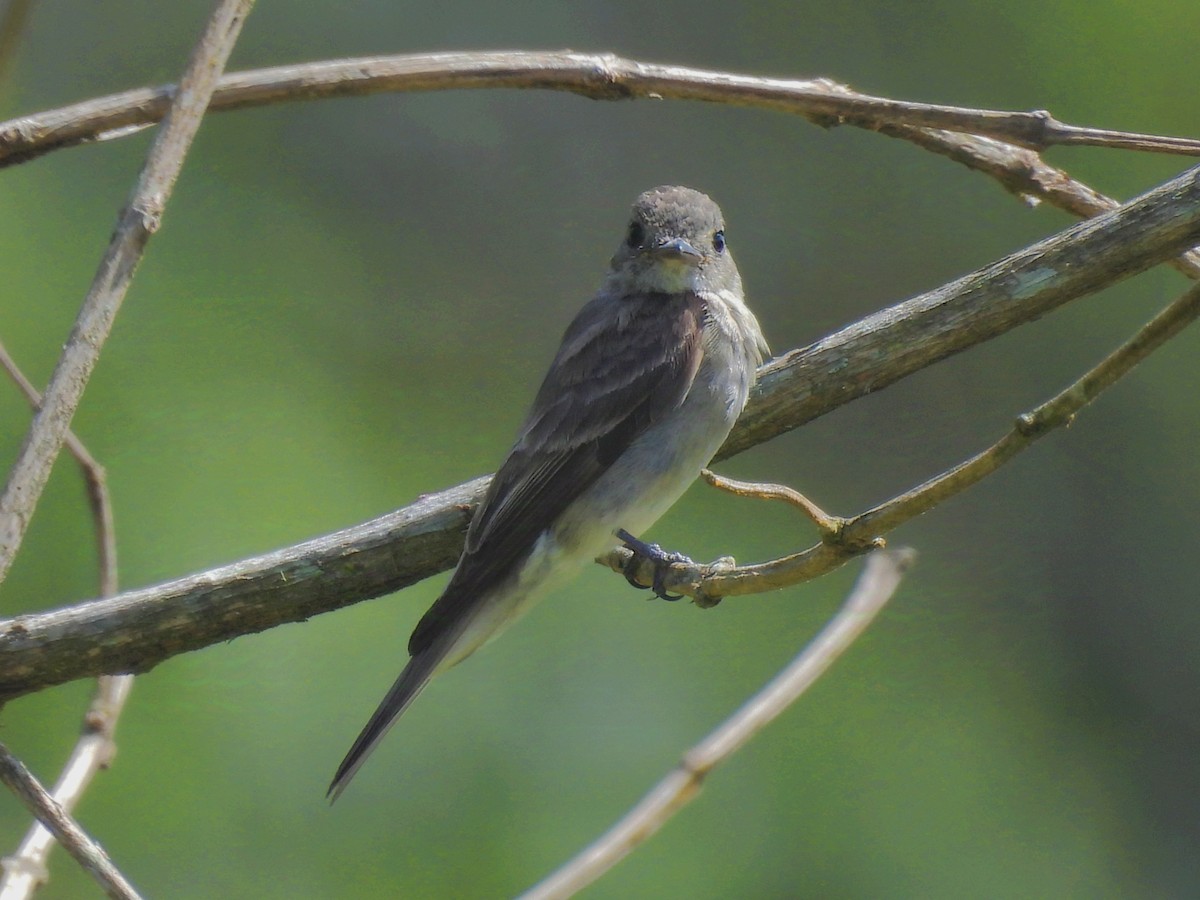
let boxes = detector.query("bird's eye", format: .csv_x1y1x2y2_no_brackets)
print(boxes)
713,229,726,253
626,221,645,248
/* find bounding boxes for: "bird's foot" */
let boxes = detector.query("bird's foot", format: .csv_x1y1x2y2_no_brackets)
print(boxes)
616,528,695,601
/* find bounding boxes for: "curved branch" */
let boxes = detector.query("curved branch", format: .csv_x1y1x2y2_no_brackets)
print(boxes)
613,276,1200,599
520,548,914,900
2,51,1199,170
8,52,1199,294
1,161,1199,700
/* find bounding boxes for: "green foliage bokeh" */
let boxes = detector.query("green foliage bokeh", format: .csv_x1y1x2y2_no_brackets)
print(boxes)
2,1,1199,897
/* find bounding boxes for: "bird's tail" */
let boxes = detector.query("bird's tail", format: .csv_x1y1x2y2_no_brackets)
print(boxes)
326,648,443,802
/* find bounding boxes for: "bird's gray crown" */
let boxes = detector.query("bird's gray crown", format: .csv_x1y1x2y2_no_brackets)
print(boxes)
607,185,737,295
630,185,725,246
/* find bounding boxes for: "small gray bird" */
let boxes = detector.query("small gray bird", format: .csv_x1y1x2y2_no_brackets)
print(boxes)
329,186,768,799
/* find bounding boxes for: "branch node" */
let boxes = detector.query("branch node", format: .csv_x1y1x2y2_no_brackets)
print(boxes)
678,749,712,782
0,853,48,888
1027,107,1055,145
129,195,164,234
833,533,886,554
694,556,736,609
1014,411,1042,436
587,53,635,100
0,118,34,150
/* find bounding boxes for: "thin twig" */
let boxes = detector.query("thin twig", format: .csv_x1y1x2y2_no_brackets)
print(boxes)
0,340,129,900
0,678,134,900
0,340,116,596
519,548,914,900
613,277,1200,601
3,161,1200,699
0,0,257,586
2,52,1199,171
0,743,140,900
3,54,1196,288
0,1,254,893
1,58,1198,284
699,469,856,538
876,127,1200,280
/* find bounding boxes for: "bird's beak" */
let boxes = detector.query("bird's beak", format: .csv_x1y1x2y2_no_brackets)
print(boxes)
648,236,703,266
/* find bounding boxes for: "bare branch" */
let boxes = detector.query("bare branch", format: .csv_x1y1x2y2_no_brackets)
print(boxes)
519,549,914,900
1,52,1199,171
0,677,133,900
0,743,141,900
0,1,255,893
613,276,1200,601
6,54,1194,289
0,340,130,900
699,469,856,538
0,0,257,585
2,162,1199,699
715,163,1200,460
876,128,1200,280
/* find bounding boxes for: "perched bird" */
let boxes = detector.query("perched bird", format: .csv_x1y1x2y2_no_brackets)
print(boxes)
329,185,768,799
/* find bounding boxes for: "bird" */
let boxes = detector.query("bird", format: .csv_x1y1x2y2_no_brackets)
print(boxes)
329,185,768,800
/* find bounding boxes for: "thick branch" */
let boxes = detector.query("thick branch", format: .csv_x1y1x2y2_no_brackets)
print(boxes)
2,52,1199,170
0,0,256,585
613,269,1200,601
880,128,1200,280
1,164,1199,700
717,162,1200,459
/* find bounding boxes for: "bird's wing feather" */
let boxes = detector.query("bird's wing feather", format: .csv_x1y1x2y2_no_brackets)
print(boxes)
329,290,706,799
407,290,706,656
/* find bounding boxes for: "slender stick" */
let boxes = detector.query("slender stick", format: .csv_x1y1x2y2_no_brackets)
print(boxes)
519,549,914,900
2,52,1199,170
0,340,116,597
0,0,256,586
0,0,255,894
0,744,141,900
3,55,1199,271
0,340,129,900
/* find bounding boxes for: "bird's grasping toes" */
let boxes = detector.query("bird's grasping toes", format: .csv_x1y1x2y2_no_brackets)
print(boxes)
328,185,768,800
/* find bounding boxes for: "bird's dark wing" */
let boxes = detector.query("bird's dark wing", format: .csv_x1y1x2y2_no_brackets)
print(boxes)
407,290,706,656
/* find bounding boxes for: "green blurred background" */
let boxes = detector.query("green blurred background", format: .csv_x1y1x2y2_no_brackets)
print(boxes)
2,1,1199,897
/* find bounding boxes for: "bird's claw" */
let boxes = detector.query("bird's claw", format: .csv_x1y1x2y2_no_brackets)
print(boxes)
616,528,694,601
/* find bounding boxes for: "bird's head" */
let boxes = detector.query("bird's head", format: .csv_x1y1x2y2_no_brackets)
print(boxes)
607,185,740,296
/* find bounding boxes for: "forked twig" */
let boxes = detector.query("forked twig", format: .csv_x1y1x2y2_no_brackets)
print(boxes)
0,0,257,894
0,340,116,596
2,52,1200,170
0,744,140,900
520,549,914,900
0,0,256,585
700,469,856,540
610,277,1200,601
0,340,130,900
